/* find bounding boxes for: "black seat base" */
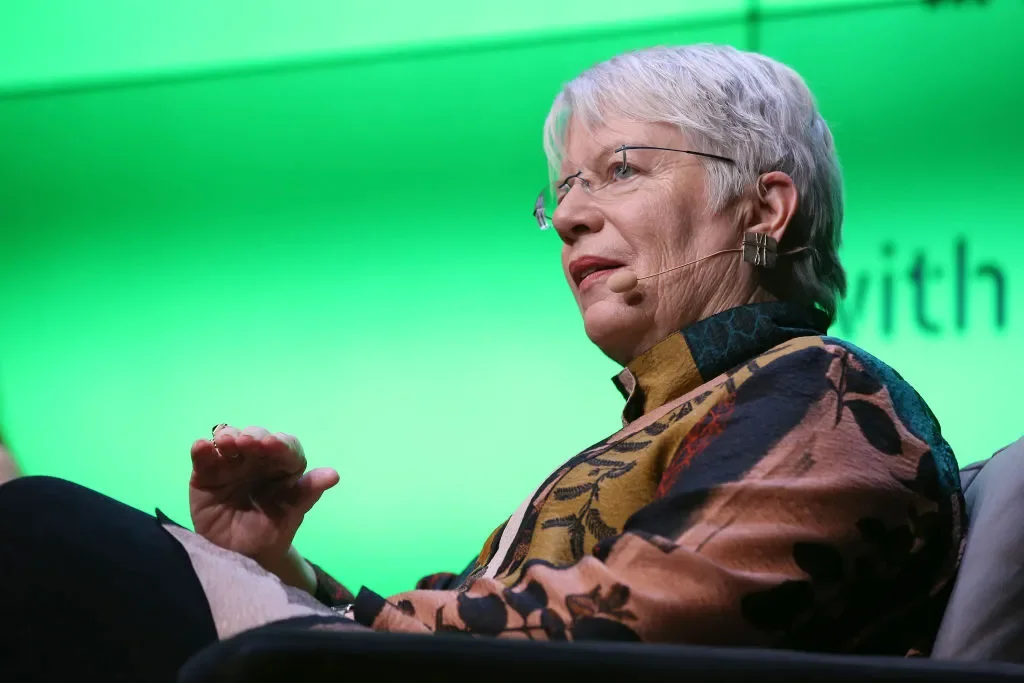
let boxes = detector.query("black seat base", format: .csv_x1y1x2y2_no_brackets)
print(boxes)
181,625,1024,683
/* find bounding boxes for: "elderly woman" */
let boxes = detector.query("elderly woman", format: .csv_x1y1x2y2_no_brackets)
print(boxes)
0,45,962,682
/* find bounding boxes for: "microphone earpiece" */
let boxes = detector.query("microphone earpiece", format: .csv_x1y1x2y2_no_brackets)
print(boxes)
607,269,639,293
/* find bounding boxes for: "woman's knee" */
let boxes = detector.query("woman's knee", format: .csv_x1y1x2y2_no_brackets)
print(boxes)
0,474,92,510
0,475,154,547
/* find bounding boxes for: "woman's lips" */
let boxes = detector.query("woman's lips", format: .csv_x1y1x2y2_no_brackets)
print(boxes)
579,267,621,293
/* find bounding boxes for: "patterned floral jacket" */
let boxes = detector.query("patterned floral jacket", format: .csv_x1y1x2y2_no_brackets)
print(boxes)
313,302,964,654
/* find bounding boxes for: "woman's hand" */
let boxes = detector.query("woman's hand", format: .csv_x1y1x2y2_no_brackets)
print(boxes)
189,425,339,572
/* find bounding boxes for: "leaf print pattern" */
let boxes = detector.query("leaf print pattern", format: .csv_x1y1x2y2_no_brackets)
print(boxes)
416,580,642,641
845,400,903,455
844,367,883,396
585,508,617,539
344,304,960,658
565,584,637,622
740,503,948,653
456,593,508,635
656,397,734,498
793,542,845,582
611,440,651,452
537,453,638,561
644,421,669,436
552,483,593,501
540,608,568,640
504,581,547,621
827,352,903,455
541,515,574,529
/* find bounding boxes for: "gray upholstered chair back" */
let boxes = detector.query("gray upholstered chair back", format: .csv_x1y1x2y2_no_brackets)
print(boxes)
932,437,1024,661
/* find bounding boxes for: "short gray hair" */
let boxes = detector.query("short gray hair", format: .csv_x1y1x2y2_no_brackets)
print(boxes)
543,44,846,325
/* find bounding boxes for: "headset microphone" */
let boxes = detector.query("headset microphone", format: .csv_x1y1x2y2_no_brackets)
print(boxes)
606,232,806,294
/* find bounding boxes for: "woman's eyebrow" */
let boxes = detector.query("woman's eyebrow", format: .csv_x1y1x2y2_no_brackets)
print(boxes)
581,142,623,165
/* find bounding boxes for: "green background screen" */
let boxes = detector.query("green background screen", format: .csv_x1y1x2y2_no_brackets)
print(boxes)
1,0,1021,596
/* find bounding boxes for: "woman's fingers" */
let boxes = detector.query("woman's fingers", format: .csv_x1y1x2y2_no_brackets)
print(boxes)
241,426,271,440
272,432,305,458
296,467,340,512
264,432,306,474
237,426,272,461
306,467,339,491
211,426,306,474
190,438,218,471
190,435,249,488
212,424,242,459
198,425,314,487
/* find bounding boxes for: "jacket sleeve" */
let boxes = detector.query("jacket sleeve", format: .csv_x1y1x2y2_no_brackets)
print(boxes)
349,345,963,651
310,561,356,607
310,565,463,607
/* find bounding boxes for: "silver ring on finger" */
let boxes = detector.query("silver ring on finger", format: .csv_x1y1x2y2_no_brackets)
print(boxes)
210,424,239,459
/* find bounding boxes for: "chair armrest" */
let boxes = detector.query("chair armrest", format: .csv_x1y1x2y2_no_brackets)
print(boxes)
180,625,1024,683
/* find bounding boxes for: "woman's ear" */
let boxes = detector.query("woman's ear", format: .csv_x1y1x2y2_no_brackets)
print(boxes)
751,171,799,244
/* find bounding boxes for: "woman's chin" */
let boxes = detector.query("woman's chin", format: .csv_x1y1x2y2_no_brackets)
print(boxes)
581,300,647,363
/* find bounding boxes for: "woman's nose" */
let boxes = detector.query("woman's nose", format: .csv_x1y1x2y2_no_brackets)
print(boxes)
553,191,602,242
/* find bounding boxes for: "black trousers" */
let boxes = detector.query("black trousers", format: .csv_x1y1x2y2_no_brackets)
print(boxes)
0,476,219,683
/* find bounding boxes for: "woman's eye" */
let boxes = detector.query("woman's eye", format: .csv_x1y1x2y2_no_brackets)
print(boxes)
612,164,636,180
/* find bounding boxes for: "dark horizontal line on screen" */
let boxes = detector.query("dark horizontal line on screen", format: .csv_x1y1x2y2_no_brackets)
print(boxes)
0,0,922,102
